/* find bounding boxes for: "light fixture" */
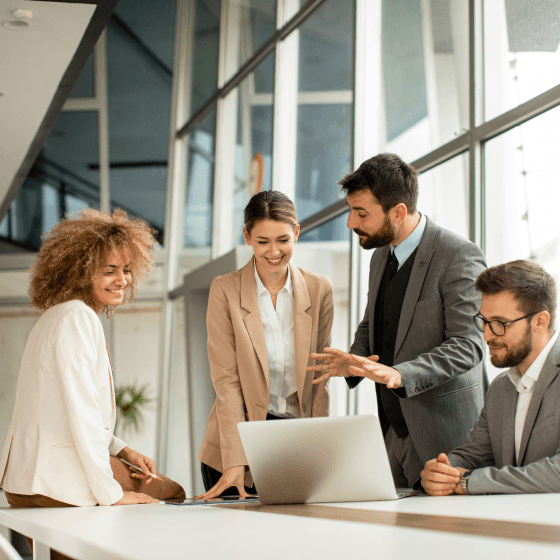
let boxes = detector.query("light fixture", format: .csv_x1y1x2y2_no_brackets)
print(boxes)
2,9,33,29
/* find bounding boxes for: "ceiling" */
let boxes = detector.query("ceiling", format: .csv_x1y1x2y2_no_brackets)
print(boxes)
0,0,117,220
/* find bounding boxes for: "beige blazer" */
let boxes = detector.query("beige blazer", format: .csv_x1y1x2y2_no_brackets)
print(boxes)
199,259,334,483
0,300,127,506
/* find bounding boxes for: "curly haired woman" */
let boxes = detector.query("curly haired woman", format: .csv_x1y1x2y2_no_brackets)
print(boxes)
0,209,184,556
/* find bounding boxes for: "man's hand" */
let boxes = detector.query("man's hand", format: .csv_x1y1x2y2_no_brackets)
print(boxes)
309,348,379,385
421,453,466,496
194,466,252,500
112,491,159,505
117,447,161,485
347,355,402,389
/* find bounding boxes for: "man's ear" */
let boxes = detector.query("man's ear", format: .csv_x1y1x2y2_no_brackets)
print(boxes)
535,310,551,331
392,203,408,225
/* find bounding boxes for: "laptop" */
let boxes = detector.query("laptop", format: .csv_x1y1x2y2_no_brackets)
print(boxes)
237,414,418,505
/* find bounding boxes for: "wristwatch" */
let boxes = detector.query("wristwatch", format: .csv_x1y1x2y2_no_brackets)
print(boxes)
460,470,473,495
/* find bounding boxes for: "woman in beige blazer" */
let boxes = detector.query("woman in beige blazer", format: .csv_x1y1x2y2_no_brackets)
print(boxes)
0,209,184,522
197,191,334,499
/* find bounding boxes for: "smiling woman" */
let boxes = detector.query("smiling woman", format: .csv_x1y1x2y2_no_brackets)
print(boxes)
0,208,185,560
197,191,334,499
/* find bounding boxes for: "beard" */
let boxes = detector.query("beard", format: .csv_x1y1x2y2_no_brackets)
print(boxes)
353,213,396,250
488,323,533,369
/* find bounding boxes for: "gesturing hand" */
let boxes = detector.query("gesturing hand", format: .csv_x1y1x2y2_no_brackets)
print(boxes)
347,354,402,389
309,348,380,385
194,466,252,500
420,453,465,496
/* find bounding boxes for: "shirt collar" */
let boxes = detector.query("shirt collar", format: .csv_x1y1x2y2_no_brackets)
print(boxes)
508,331,559,392
254,260,293,297
391,213,426,267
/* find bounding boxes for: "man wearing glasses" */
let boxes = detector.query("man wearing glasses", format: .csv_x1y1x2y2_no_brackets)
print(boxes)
421,260,559,495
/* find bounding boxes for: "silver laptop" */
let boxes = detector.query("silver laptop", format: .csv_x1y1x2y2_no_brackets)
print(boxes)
237,414,418,505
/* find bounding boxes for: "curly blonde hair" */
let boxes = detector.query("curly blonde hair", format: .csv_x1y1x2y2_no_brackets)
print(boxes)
29,208,157,317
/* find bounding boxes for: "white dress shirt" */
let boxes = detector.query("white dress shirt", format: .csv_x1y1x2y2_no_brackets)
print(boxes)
507,330,558,463
254,263,298,418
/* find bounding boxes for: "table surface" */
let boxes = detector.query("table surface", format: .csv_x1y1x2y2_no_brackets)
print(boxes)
2,494,560,560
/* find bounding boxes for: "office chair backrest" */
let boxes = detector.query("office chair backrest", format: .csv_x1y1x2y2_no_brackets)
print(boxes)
0,533,22,560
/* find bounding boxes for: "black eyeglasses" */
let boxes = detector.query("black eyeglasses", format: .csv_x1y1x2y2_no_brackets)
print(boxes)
473,312,538,336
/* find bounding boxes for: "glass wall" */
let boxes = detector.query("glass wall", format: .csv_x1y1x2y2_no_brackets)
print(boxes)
417,152,469,238
379,0,468,162
231,53,275,244
184,109,217,251
108,0,176,243
294,0,354,224
298,214,351,417
484,0,560,122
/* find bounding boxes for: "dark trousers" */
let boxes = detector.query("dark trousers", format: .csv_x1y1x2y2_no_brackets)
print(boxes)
201,412,284,494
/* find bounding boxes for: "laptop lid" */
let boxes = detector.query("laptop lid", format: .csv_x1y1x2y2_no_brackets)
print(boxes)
237,414,399,504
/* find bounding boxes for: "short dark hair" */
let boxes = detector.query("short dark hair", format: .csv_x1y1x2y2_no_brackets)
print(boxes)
339,153,418,213
244,191,297,234
476,260,557,332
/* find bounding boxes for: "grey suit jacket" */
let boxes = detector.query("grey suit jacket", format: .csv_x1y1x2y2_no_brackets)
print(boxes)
349,216,487,464
449,337,560,494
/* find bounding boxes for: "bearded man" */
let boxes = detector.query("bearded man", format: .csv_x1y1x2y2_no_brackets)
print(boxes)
421,260,560,495
309,153,487,487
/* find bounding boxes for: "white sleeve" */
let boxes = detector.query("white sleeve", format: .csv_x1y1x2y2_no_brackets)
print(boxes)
53,307,124,505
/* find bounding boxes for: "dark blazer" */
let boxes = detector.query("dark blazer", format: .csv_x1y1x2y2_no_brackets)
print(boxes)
449,336,560,494
350,216,487,464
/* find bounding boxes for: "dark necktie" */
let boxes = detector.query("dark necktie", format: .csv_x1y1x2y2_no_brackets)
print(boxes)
388,251,399,282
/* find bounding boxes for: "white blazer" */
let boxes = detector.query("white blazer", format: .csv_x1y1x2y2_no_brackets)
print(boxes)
0,300,127,506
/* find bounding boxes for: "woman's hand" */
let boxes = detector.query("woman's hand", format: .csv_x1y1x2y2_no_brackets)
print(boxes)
117,446,160,485
112,491,159,505
194,466,252,500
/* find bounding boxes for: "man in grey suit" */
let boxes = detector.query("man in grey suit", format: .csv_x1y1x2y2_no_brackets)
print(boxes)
310,153,487,487
421,260,559,495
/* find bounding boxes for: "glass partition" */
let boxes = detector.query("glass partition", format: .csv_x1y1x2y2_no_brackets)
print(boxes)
417,152,469,238
186,0,222,119
484,0,560,122
294,0,354,224
297,213,351,417
184,108,217,252
231,52,275,244
107,1,176,243
69,51,95,98
378,0,468,162
223,0,276,83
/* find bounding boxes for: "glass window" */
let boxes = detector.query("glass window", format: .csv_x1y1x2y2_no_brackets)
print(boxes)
484,0,560,122
69,51,95,98
417,152,469,238
376,0,468,163
4,111,99,249
231,53,275,244
223,0,276,83
107,2,176,244
297,213,351,417
187,0,222,119
484,106,560,379
294,0,354,225
184,108,217,252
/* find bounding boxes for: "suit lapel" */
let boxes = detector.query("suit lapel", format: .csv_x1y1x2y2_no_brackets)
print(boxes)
394,218,436,357
517,340,560,465
368,247,390,352
291,263,312,405
501,377,518,467
240,258,270,389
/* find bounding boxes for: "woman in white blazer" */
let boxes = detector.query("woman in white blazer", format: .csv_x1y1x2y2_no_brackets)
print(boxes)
0,209,184,519
196,191,334,499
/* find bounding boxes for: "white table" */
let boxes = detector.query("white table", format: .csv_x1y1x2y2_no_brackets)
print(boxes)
2,494,560,560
